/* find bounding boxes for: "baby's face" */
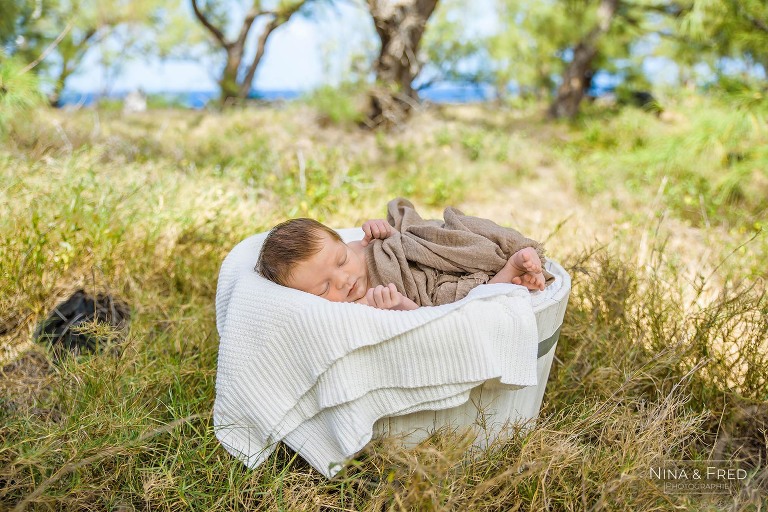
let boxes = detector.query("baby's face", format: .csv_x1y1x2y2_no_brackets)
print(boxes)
284,232,369,302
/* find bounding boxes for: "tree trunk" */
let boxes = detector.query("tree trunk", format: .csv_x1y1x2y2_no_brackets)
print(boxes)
548,0,619,119
191,0,307,108
366,0,439,128
49,65,71,108
48,28,97,108
220,45,244,105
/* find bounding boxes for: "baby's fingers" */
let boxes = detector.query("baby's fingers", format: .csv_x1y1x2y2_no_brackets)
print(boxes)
361,220,386,246
378,220,394,238
361,221,374,246
365,287,377,306
372,284,388,307
370,221,383,240
381,285,391,307
381,284,400,308
366,220,394,243
381,283,403,308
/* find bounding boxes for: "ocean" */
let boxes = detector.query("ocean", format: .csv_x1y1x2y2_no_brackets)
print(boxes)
58,83,500,109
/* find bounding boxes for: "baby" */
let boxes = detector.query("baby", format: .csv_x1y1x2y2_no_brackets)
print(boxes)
256,217,547,311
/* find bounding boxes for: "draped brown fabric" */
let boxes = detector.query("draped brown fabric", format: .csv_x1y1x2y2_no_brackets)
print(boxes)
365,198,555,306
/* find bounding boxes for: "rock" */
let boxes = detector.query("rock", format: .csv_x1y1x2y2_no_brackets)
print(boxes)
34,290,130,361
618,90,663,115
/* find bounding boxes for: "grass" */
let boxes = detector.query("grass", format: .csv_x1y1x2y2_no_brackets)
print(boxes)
1,95,766,510
564,94,768,231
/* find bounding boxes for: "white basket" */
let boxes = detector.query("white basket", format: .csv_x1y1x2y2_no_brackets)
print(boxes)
371,260,571,449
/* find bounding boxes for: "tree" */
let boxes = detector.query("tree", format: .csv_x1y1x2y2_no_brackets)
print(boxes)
680,0,768,76
1,0,56,67
0,54,46,135
417,0,493,96
487,1,582,101
488,0,654,113
365,0,439,128
548,0,620,118
0,0,29,49
540,0,679,118
4,0,174,107
190,0,313,105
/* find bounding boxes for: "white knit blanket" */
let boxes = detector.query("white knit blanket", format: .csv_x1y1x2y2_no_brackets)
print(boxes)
213,228,540,478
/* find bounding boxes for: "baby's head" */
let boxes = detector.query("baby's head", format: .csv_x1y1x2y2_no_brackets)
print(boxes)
256,218,369,302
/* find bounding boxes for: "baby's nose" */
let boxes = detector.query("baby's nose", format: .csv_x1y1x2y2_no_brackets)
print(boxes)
335,271,353,288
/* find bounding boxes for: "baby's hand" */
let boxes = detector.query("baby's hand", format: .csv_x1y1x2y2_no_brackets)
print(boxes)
361,219,393,247
366,283,415,310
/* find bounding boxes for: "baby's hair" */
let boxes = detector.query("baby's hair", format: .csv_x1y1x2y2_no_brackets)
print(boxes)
256,218,343,286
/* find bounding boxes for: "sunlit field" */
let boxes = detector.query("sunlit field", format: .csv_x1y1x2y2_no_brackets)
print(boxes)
1,94,766,510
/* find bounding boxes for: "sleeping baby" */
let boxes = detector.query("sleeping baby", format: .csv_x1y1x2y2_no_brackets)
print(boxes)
256,198,554,311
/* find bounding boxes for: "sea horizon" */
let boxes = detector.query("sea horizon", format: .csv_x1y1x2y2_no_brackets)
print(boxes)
59,83,502,109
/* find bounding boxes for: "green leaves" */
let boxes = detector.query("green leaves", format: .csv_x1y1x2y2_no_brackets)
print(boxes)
679,0,768,74
0,55,45,136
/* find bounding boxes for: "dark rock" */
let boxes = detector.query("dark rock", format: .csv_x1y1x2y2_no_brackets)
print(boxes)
33,290,130,360
617,89,663,114
629,90,655,106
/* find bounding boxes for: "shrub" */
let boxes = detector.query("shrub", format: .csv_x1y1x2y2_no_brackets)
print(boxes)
0,55,45,136
303,83,365,126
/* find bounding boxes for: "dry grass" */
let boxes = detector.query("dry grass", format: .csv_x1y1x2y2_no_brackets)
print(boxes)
1,97,766,510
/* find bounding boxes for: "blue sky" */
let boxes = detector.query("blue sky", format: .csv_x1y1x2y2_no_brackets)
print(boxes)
65,1,499,93
66,2,373,92
63,1,763,95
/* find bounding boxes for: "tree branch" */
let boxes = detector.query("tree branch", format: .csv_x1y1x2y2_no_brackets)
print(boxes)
20,21,74,74
366,0,389,40
190,0,230,49
69,28,100,70
238,1,310,98
723,0,768,34
743,10,768,33
275,0,310,24
76,27,99,51
415,0,439,19
655,27,709,49
633,2,686,18
235,6,273,48
238,18,279,98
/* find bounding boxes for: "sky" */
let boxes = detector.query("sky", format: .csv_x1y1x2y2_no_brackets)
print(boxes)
61,0,762,95
64,1,498,94
66,2,372,92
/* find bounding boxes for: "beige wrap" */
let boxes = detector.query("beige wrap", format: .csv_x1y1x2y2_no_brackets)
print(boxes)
365,198,555,306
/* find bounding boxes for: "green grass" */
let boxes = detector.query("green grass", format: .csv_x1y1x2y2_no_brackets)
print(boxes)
563,93,768,230
302,84,366,127
1,97,766,510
